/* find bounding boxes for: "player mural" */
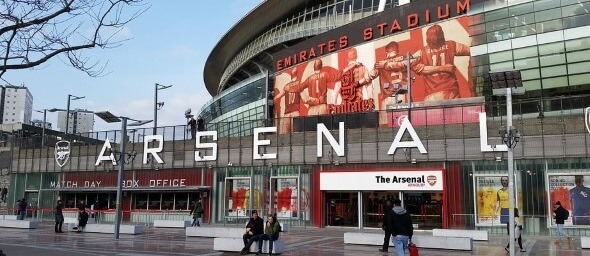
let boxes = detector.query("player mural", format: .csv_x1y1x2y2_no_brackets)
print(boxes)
547,174,590,226
272,16,477,133
474,175,523,226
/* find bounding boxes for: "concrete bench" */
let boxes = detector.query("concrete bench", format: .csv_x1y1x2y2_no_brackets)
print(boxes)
343,232,472,251
582,237,590,249
0,219,38,229
432,229,489,241
186,227,244,238
83,224,143,234
0,215,17,220
213,237,285,254
154,220,191,228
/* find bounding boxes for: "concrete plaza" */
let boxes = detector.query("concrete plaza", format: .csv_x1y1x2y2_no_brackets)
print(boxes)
0,223,586,256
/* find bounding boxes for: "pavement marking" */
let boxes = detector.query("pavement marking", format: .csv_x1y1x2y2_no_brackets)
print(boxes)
284,237,336,251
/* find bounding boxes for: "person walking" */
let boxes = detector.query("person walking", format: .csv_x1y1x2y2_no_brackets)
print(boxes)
505,208,525,252
189,199,203,227
553,201,572,244
54,200,64,233
256,214,281,255
1,187,7,202
379,200,393,252
17,197,27,220
77,207,89,233
387,199,413,256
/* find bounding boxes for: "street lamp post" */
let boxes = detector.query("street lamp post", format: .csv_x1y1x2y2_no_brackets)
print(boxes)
490,70,525,256
95,111,151,239
153,83,172,135
34,109,47,147
66,94,85,134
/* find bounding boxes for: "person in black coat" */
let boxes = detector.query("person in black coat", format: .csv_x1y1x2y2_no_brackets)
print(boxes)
380,200,393,252
54,200,64,233
241,210,264,255
553,201,572,244
77,208,89,233
387,199,413,256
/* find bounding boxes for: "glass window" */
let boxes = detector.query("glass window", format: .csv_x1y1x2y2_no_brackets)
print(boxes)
539,42,565,55
542,76,568,89
490,61,514,71
489,51,513,63
362,192,399,229
523,79,542,91
486,19,510,32
514,57,539,69
568,62,590,75
521,69,541,80
175,193,189,211
535,19,563,33
534,0,561,11
567,50,590,63
161,193,174,210
133,193,148,210
513,46,538,59
561,0,590,5
541,65,567,78
470,23,485,35
148,193,161,210
562,2,590,18
509,2,533,16
563,15,590,29
539,53,566,66
535,8,563,23
569,73,590,86
485,8,508,22
510,13,535,27
487,29,512,42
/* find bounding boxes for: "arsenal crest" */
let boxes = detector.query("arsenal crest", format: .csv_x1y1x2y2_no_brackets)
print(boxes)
427,175,437,186
55,140,70,167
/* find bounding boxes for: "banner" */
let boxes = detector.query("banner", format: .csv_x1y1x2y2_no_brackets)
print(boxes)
474,175,522,226
275,178,298,218
273,16,476,133
547,174,590,226
228,179,250,217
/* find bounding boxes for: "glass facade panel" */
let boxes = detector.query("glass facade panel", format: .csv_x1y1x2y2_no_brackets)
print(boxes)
161,193,174,210
148,193,161,210
535,9,563,23
542,76,568,89
521,69,541,80
539,42,565,55
133,193,148,210
513,46,538,59
534,0,561,11
567,49,590,62
490,61,514,71
539,53,566,66
509,2,533,16
536,19,563,33
540,65,567,78
489,51,513,63
569,73,590,86
523,79,542,91
514,57,539,69
568,62,590,74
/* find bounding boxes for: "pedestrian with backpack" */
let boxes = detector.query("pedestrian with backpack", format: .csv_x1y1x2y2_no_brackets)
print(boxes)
553,201,572,244
387,199,414,256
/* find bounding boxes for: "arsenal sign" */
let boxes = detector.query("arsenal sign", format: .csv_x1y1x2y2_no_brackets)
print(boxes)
55,140,70,168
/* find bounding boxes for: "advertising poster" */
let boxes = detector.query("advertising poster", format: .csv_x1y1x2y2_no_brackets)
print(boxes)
474,175,522,226
272,16,476,133
228,179,250,217
547,174,590,226
275,178,298,218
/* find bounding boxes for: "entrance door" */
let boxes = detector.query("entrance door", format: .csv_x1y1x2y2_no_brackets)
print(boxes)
24,192,38,219
325,192,358,227
362,191,400,228
403,192,443,229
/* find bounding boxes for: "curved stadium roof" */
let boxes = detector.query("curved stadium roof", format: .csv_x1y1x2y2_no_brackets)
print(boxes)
203,0,325,96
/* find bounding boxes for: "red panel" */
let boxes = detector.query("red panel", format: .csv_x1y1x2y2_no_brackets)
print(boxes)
444,162,464,228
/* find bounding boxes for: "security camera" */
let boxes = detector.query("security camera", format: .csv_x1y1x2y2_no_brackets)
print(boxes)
227,162,233,166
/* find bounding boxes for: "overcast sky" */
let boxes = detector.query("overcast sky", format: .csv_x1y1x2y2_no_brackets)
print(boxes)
2,0,264,132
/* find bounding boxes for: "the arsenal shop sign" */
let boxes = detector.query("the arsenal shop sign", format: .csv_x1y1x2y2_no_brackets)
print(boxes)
319,170,443,191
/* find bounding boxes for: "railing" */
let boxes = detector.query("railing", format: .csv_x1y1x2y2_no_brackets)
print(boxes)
222,208,310,229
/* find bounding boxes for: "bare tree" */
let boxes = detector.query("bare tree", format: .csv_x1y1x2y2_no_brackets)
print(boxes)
0,0,148,79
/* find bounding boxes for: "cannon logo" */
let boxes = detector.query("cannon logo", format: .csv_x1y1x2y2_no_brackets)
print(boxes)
427,175,437,186
55,140,70,167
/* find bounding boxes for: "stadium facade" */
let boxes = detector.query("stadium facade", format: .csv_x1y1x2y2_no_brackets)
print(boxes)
6,0,590,235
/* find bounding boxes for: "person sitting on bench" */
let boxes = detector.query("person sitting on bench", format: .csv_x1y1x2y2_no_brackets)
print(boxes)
256,214,281,255
241,210,264,255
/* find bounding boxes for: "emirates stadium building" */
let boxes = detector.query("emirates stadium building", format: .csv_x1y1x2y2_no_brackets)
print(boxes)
6,0,590,235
